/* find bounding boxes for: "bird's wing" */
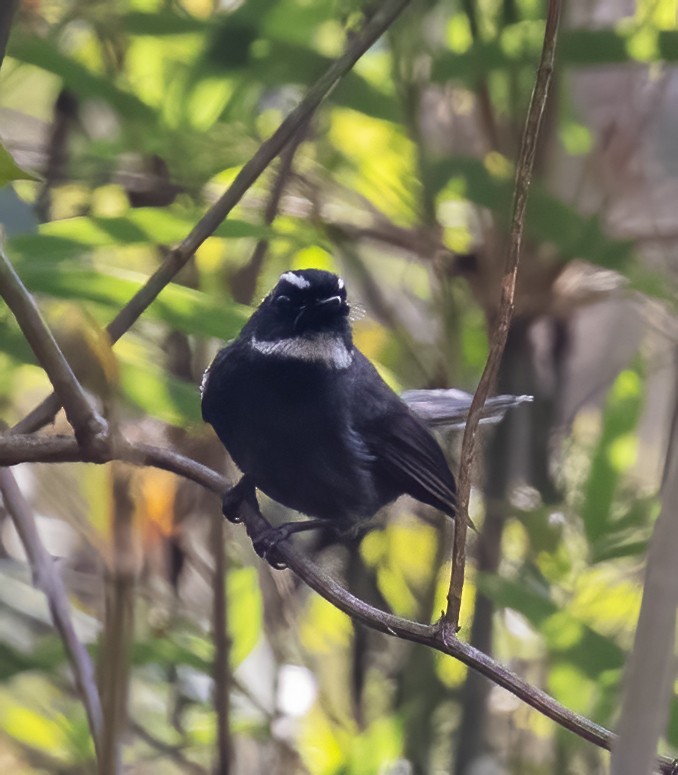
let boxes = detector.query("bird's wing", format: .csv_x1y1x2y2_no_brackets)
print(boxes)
352,352,457,517
371,410,457,517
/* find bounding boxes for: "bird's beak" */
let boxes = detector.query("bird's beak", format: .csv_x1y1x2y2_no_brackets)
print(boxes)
293,296,349,331
314,295,342,308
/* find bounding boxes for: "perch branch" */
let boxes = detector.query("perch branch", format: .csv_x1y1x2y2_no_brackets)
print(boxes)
444,0,562,629
0,432,676,774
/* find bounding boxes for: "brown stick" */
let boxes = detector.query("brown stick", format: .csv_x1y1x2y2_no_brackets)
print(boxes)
0,245,107,452
444,0,562,630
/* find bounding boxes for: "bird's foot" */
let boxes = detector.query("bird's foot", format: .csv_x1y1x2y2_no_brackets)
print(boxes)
251,519,328,570
221,475,256,524
251,524,293,570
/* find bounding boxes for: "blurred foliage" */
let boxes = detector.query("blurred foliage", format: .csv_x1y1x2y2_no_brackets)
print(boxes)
0,0,676,772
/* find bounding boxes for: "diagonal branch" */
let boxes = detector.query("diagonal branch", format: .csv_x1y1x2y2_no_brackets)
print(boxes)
230,118,313,304
11,0,413,437
0,244,107,452
0,431,677,774
444,0,562,629
0,467,103,755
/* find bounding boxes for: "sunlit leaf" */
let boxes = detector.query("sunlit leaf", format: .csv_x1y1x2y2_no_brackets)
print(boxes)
119,357,201,426
228,566,263,667
8,36,157,122
0,142,39,185
432,27,678,83
433,155,634,269
581,369,644,545
299,595,352,654
478,574,625,677
10,208,270,259
122,10,209,36
16,264,249,341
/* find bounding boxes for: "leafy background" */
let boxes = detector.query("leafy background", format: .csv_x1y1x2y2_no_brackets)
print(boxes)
0,0,677,773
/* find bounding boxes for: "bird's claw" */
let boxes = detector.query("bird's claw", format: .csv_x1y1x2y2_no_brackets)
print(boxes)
251,525,292,570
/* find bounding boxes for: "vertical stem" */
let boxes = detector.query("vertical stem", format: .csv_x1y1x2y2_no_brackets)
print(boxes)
610,360,678,775
99,464,136,775
212,515,233,773
443,0,561,631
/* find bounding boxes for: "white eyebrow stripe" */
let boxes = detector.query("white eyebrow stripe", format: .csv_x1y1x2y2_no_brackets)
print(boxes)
280,271,310,289
337,277,344,289
250,334,353,369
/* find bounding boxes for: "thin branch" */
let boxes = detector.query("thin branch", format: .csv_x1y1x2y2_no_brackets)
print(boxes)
444,0,562,629
0,467,103,757
11,0,413,437
1,432,677,773
230,119,312,305
0,245,107,451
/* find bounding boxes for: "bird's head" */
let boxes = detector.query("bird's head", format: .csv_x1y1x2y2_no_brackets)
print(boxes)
243,269,353,367
251,269,350,339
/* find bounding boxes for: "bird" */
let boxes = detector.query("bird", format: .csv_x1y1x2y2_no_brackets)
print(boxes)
201,268,463,558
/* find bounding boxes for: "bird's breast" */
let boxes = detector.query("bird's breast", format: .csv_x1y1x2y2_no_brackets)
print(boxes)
205,355,377,523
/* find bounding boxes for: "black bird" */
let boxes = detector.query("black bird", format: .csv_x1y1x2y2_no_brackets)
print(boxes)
201,268,458,550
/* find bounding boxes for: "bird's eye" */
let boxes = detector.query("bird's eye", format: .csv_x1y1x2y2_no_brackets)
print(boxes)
275,294,291,306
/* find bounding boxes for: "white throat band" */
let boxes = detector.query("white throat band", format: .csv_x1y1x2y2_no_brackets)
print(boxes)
250,334,353,369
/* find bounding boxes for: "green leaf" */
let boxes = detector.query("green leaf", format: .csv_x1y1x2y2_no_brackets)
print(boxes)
16,264,249,341
581,369,644,545
119,357,201,426
121,10,209,36
559,29,630,65
0,142,39,185
8,35,157,123
9,209,270,260
132,635,212,672
0,639,66,682
432,155,634,269
478,573,624,677
228,566,262,666
432,27,678,83
251,41,398,122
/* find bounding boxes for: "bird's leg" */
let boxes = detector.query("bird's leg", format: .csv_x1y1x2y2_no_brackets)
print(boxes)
252,518,329,570
221,475,257,524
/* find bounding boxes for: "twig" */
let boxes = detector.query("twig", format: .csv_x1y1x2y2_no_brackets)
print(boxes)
1,432,677,773
444,0,562,629
0,245,107,452
10,0,414,437
0,467,103,757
